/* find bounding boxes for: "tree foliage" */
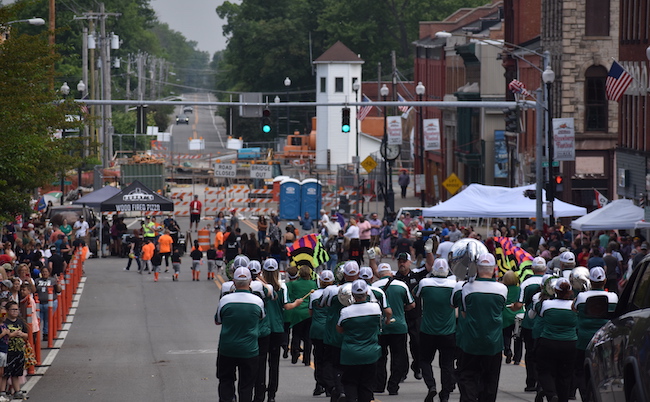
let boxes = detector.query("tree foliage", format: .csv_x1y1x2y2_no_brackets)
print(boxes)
0,6,82,219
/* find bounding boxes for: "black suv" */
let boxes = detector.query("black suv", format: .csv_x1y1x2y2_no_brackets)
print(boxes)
585,255,650,402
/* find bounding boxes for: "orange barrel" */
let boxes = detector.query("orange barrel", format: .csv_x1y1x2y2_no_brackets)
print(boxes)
198,229,211,252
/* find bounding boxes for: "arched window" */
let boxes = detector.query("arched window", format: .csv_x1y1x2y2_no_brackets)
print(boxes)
585,65,608,132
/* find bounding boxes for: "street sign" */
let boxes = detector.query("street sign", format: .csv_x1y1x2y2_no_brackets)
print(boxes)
360,156,377,173
52,180,72,185
542,161,560,167
442,173,463,195
250,164,273,179
214,163,237,178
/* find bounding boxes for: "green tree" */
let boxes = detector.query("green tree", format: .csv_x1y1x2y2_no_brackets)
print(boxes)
0,9,82,220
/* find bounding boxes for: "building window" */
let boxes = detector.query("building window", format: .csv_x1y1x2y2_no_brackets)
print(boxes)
335,77,343,93
320,77,326,93
585,65,608,131
585,0,610,36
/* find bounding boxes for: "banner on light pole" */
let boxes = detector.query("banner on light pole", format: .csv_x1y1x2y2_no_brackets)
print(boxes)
387,116,402,145
552,117,575,161
423,118,441,151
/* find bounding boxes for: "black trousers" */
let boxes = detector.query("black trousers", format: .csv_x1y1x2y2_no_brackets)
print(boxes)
521,327,538,389
216,353,258,402
401,185,407,198
419,332,456,398
312,338,326,388
290,318,312,365
457,350,502,402
536,338,576,402
503,324,523,362
267,332,284,398
321,344,344,399
376,333,408,393
253,334,270,402
407,314,421,373
160,252,170,267
342,362,377,402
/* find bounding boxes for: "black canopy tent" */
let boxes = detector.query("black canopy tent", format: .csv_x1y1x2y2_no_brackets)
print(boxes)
100,180,174,213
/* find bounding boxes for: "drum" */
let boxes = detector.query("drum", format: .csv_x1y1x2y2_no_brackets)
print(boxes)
514,312,525,338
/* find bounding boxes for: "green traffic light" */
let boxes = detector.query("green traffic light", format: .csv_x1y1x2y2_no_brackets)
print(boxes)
342,124,350,133
263,125,271,133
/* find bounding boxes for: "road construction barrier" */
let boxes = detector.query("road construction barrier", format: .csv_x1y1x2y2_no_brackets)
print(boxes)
197,229,211,251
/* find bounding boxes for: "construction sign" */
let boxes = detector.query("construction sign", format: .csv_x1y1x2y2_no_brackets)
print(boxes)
361,156,378,173
442,173,463,195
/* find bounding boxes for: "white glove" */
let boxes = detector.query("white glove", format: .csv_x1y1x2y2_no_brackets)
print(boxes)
424,238,434,254
367,247,377,260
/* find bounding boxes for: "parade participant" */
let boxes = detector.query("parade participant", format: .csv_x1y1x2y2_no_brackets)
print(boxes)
336,279,383,402
372,261,415,395
123,230,142,272
393,250,430,381
189,195,202,232
206,244,217,281
415,259,457,402
359,267,392,322
151,244,162,282
501,271,524,365
261,259,303,402
157,230,174,271
534,278,578,402
189,241,203,281
572,267,618,401
140,238,154,274
558,251,576,278
170,247,181,281
320,261,361,402
286,265,317,365
309,270,335,397
455,253,507,402
215,267,265,402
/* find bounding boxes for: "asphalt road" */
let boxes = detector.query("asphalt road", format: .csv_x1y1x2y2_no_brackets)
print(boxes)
23,238,552,401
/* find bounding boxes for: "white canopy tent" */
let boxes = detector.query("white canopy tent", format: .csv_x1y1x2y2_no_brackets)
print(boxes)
422,183,587,218
571,199,650,231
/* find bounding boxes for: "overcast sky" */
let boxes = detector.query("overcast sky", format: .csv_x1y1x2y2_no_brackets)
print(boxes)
150,0,236,56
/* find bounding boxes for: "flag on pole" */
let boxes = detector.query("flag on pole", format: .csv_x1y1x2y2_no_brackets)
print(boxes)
357,94,373,121
79,93,89,115
606,61,633,102
594,189,609,208
287,233,330,269
397,93,409,113
493,237,534,280
508,79,531,96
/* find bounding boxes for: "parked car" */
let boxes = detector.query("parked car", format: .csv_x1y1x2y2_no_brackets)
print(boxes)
44,205,97,228
391,207,443,230
176,114,189,124
585,255,650,402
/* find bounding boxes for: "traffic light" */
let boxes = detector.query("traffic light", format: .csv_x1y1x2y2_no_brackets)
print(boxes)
136,105,148,134
261,108,272,133
503,107,520,133
341,107,351,133
555,175,564,192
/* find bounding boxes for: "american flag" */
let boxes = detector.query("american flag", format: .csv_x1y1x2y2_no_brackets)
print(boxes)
79,94,89,116
606,61,633,102
357,94,373,121
397,93,409,113
508,79,530,96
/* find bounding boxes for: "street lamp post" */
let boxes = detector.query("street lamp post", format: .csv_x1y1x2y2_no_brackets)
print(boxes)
416,82,426,207
353,80,361,213
380,84,393,220
542,65,556,226
76,80,86,188
284,77,291,135
60,82,71,204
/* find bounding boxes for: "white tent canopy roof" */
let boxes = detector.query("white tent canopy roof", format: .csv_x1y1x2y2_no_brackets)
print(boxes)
422,183,587,218
571,199,650,231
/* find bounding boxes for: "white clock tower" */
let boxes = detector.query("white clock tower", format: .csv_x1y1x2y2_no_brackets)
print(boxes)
313,41,364,169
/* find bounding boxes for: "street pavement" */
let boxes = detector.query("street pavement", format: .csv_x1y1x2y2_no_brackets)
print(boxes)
23,250,547,401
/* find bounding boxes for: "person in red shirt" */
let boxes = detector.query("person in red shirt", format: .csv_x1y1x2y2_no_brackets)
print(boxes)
189,195,202,232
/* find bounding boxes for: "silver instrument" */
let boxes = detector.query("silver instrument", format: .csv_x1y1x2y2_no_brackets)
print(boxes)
514,312,525,338
448,238,489,282
570,267,591,293
543,275,560,298
337,283,354,306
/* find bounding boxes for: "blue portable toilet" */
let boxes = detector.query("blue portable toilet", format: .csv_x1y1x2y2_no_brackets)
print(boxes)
279,178,302,220
301,179,322,219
